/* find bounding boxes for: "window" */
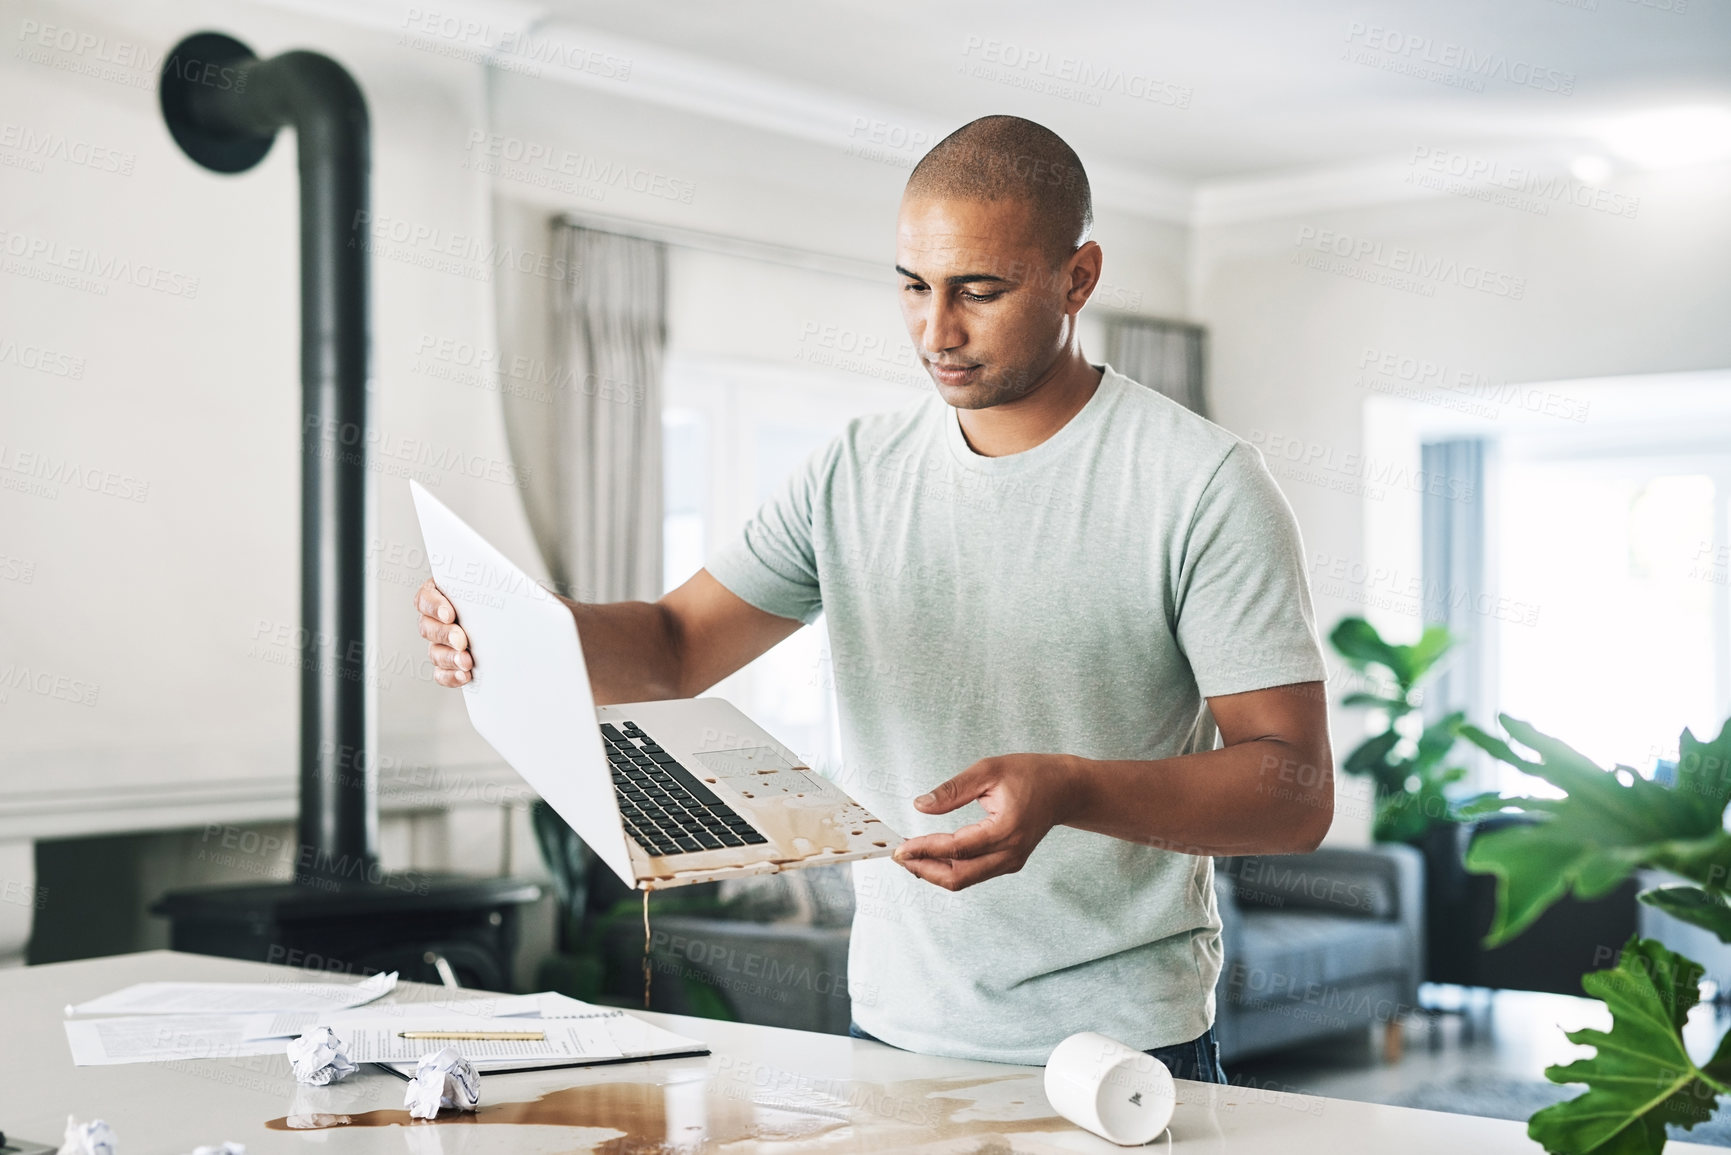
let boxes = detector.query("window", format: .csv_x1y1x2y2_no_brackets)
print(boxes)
662,409,708,595
1495,453,1731,788
661,353,924,772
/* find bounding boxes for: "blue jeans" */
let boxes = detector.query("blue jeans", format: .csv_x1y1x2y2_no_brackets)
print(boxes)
847,1022,1228,1085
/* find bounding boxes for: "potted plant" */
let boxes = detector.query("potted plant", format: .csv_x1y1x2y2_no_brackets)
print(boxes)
1460,712,1731,1154
1328,616,1469,844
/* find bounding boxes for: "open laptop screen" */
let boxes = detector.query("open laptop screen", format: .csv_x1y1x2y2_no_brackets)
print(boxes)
408,481,636,885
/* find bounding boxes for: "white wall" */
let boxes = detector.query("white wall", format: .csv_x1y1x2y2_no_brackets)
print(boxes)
0,0,530,835
0,0,574,965
1192,159,1731,841
485,61,1189,360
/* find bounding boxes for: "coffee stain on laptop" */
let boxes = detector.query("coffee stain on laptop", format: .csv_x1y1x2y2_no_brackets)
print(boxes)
688,753,882,864
628,750,904,891
692,753,869,861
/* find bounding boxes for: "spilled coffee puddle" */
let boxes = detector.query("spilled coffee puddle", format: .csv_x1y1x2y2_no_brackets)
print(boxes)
267,1079,840,1148
264,1072,1081,1151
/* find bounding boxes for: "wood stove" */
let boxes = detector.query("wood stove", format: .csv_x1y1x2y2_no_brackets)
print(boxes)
150,32,539,989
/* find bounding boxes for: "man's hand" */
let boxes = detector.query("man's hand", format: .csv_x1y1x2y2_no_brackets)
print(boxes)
415,577,473,687
892,754,1085,892
893,685,1331,893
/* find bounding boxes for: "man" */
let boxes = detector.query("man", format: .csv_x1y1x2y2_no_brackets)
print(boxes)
416,115,1332,1081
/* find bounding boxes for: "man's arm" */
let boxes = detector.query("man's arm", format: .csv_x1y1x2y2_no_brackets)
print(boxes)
1065,681,1333,853
893,681,1334,891
415,568,801,703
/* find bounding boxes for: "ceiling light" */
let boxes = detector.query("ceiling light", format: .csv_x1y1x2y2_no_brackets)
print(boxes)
1600,107,1731,169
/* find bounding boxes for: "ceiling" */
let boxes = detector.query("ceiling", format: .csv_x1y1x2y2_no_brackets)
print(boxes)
527,0,1730,178
281,0,1731,206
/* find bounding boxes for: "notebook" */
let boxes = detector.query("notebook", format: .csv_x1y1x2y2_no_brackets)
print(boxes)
373,997,710,1077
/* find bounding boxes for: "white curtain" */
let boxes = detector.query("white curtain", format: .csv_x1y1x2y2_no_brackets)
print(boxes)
499,215,667,604
1103,316,1209,417
1421,438,1492,783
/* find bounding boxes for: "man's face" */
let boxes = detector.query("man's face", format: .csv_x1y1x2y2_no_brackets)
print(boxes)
896,195,1080,409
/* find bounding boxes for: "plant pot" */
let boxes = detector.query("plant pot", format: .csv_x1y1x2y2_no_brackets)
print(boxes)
1417,821,1477,985
1419,816,1640,993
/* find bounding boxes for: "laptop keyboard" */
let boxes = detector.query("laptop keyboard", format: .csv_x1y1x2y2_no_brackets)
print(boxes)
601,720,770,857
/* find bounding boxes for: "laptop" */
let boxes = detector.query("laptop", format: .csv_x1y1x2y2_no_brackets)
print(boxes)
408,481,903,890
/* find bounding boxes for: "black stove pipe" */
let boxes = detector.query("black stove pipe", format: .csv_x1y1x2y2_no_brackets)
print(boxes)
160,33,376,886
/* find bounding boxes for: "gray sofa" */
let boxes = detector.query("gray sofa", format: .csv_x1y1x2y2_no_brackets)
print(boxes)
600,846,1425,1064
1212,844,1425,1063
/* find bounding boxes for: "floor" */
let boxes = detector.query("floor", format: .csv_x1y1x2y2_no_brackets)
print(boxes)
1226,984,1731,1143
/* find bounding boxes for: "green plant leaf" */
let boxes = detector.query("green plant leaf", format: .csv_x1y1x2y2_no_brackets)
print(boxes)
1412,712,1466,772
1640,885,1731,945
1341,691,1412,714
1403,624,1456,682
1467,824,1628,945
1328,617,1456,692
1646,834,1731,894
1460,722,1544,776
1453,791,1512,818
1453,791,1567,820
1528,937,1726,1155
1464,714,1731,944
1497,716,1692,838
1672,716,1731,827
1329,616,1399,674
1342,728,1402,778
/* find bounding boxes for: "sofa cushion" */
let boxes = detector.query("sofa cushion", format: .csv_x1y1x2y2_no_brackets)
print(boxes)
1223,911,1411,1008
1222,855,1398,919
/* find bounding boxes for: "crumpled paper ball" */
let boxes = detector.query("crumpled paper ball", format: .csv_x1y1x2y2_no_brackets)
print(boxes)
58,1115,117,1155
403,1047,481,1119
286,1025,358,1086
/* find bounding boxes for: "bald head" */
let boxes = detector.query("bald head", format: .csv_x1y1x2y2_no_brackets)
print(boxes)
904,115,1093,264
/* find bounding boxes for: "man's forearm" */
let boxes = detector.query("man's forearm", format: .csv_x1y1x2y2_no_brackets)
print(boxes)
548,570,803,707
1060,739,1333,857
559,597,685,706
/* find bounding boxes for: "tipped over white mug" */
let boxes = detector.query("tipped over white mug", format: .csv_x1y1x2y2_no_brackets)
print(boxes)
1044,1031,1177,1146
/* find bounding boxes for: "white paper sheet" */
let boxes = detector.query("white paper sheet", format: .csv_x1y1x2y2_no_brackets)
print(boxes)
600,1012,712,1057
65,970,397,1016
64,1015,287,1066
406,993,543,1019
533,992,626,1019
331,1016,625,1064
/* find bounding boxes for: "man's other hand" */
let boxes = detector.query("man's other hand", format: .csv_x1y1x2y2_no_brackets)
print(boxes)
891,754,1083,891
415,577,473,687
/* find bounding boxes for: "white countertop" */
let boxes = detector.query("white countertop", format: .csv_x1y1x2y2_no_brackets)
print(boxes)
6,950,1714,1153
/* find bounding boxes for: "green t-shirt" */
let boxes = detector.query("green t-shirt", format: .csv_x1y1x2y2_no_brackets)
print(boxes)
706,364,1327,1064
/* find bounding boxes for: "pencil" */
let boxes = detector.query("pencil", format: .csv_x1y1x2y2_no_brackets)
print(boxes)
397,1030,547,1040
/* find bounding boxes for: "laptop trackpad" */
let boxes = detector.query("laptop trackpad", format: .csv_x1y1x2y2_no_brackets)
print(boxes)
692,746,811,799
